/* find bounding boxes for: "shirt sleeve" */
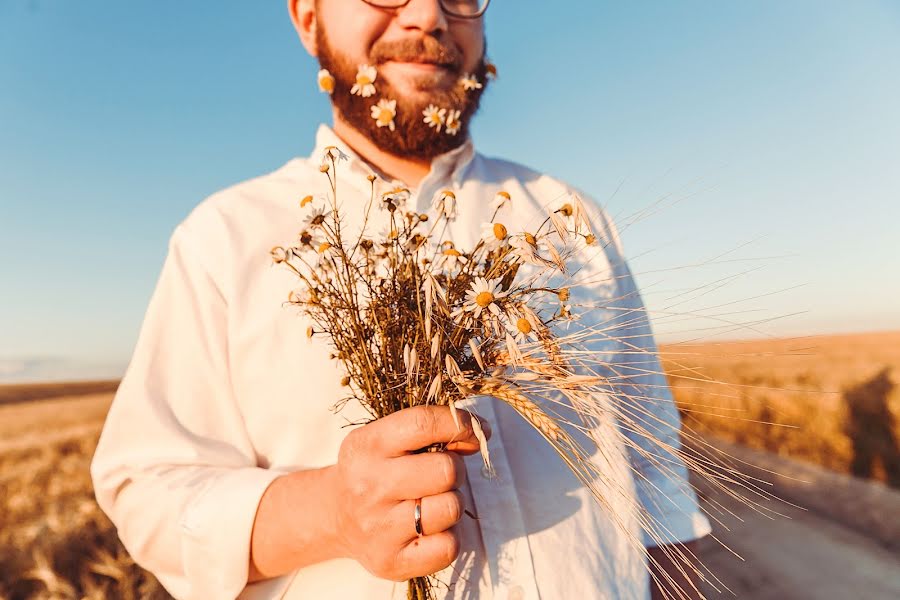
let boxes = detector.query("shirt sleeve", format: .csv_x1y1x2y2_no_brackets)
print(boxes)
90,221,287,599
588,205,712,548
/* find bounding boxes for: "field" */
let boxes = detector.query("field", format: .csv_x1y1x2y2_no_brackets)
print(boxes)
0,386,170,600
1,331,898,598
661,330,900,488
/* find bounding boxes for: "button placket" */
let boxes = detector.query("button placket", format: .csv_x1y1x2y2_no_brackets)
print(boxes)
459,395,541,600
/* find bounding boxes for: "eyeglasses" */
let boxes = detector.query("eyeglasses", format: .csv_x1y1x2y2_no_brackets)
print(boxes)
359,0,490,20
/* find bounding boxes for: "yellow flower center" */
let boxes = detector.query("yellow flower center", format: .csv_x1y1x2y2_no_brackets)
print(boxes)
584,233,597,245
377,108,393,123
516,318,532,335
475,291,494,308
558,288,570,302
443,248,462,257
318,242,332,253
300,195,313,207
524,232,537,245
559,203,574,217
319,76,334,92
357,75,372,85
497,191,511,200
493,223,508,240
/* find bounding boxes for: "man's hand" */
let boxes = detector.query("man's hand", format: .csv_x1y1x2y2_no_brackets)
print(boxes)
332,405,489,581
248,405,490,583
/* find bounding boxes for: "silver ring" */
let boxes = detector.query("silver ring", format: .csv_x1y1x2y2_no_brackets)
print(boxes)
414,498,424,537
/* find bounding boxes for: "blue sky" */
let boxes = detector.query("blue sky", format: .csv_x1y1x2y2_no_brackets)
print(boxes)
1,1,898,382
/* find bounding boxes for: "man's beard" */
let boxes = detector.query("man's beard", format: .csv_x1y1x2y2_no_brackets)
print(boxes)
316,28,488,160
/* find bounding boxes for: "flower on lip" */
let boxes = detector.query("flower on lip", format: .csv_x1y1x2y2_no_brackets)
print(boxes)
351,64,377,97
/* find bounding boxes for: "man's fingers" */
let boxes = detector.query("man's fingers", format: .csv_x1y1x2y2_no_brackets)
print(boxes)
388,451,467,499
394,530,461,581
391,491,464,540
367,405,491,457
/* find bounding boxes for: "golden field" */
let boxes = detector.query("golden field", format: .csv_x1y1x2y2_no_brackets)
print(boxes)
661,330,900,488
0,385,170,600
1,331,898,598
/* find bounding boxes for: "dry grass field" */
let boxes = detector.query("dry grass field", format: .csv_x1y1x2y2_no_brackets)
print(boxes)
0,387,170,600
1,331,898,598
661,330,900,488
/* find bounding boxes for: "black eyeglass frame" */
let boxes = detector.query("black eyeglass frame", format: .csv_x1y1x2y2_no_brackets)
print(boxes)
358,0,491,19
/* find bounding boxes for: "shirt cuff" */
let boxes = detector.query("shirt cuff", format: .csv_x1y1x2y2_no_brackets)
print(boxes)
179,467,287,599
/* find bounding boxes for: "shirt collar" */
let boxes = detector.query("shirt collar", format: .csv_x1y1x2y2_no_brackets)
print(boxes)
308,123,477,193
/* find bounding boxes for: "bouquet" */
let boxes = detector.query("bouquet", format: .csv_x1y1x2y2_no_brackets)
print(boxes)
270,146,748,599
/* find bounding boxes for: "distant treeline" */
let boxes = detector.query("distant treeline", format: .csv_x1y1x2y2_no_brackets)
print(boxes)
0,380,120,405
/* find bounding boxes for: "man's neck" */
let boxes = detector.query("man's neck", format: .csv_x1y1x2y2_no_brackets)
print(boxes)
331,112,432,188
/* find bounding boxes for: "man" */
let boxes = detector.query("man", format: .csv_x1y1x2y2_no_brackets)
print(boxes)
91,1,711,598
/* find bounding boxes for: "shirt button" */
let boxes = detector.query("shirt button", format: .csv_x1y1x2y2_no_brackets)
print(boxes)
480,465,493,479
508,586,525,600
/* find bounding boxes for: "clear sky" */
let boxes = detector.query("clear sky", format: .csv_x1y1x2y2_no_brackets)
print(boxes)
1,1,898,382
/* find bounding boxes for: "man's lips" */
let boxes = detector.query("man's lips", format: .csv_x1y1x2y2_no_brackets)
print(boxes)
384,59,457,71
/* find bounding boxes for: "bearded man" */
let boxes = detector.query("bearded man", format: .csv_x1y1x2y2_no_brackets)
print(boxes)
91,1,711,598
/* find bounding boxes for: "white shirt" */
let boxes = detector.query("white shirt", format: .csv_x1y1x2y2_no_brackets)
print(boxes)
91,125,711,600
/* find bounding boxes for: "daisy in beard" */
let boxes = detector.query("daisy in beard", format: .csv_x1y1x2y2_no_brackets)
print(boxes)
351,64,377,97
370,98,397,131
445,109,462,136
459,73,483,91
317,69,335,94
422,104,447,132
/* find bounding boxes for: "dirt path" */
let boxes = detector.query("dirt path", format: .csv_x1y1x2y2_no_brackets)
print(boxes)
695,440,900,599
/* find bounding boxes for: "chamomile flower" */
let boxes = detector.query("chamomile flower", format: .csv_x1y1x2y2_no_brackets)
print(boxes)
422,104,447,132
322,145,349,163
509,232,550,267
460,277,508,320
492,190,512,212
380,186,411,212
270,246,288,264
436,241,468,271
433,190,458,221
405,231,432,262
302,206,330,230
480,221,510,250
297,228,322,250
445,109,462,136
351,64,377,97
317,69,335,94
370,98,397,131
459,73,483,91
485,61,498,80
506,311,540,344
